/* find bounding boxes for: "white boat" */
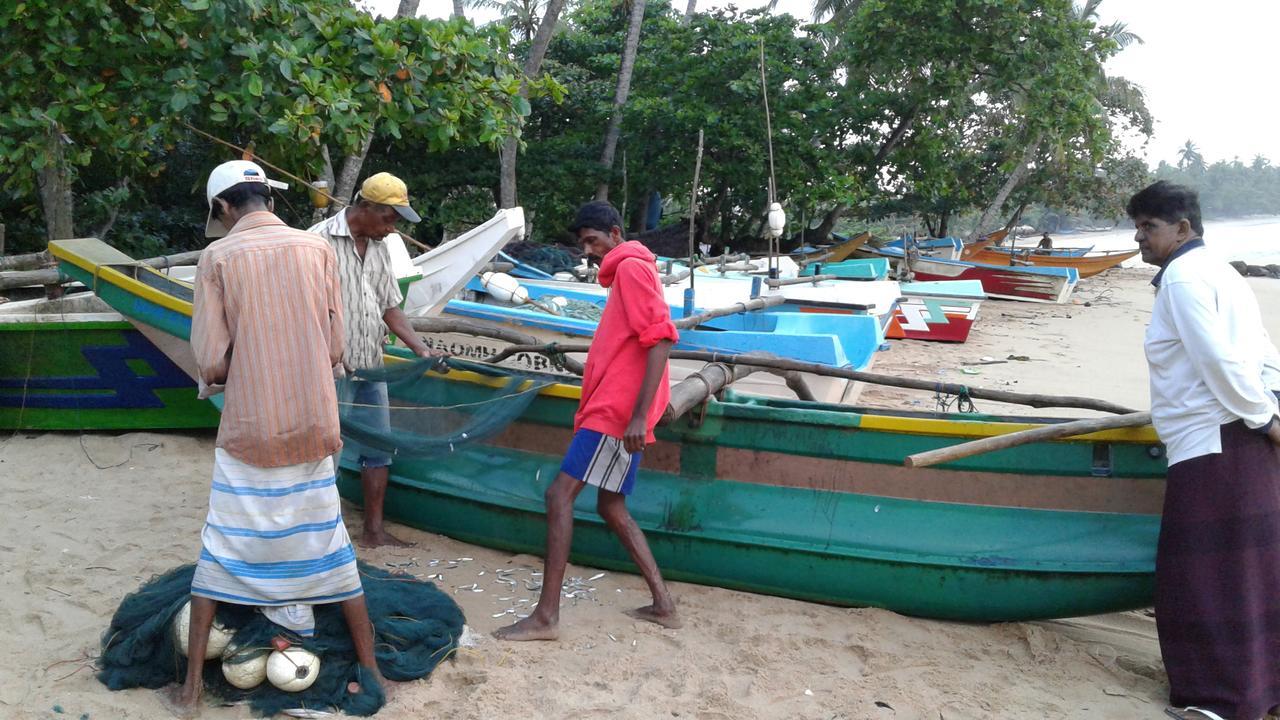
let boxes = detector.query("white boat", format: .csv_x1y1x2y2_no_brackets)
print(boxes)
401,208,525,317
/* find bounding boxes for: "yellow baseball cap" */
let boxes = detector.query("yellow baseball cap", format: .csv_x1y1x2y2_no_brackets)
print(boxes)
356,172,421,223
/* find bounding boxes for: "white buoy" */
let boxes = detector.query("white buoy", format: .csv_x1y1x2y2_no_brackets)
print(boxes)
479,271,530,306
766,202,786,239
172,601,233,660
221,641,269,690
266,648,321,692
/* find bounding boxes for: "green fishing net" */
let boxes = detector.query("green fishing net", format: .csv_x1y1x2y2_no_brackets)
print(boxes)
337,356,554,460
97,562,464,717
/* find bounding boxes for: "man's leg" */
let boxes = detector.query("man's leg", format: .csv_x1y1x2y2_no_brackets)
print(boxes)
157,596,217,718
493,472,585,641
354,381,409,548
340,595,384,692
597,490,681,629
359,464,409,548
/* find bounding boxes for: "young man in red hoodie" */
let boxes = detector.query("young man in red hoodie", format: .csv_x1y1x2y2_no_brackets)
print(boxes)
494,201,681,641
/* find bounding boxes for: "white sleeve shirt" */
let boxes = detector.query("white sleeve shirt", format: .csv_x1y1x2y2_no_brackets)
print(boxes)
1145,243,1280,465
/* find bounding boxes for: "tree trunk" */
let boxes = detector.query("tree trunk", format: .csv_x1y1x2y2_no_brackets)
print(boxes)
937,210,949,238
811,203,848,243
873,105,919,167
451,0,464,19
593,0,647,202
312,143,337,223
332,131,377,211
682,0,696,23
968,134,1043,242
36,124,75,241
499,0,568,210
1003,201,1028,235
922,214,936,237
397,0,421,17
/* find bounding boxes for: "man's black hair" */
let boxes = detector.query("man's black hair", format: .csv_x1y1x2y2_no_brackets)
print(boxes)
1126,181,1204,236
568,200,622,235
211,182,272,221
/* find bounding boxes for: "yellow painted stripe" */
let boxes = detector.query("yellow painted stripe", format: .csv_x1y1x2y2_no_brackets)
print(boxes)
859,413,1160,443
50,243,194,317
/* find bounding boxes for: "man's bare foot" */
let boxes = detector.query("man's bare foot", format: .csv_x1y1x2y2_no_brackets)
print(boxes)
492,615,559,641
626,603,682,629
157,684,201,719
358,529,414,548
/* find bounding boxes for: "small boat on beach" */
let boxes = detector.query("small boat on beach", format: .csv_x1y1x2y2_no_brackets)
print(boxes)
50,235,1166,622
962,246,1138,279
877,249,1080,304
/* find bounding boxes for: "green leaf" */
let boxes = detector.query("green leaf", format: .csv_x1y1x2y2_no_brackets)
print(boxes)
246,73,263,97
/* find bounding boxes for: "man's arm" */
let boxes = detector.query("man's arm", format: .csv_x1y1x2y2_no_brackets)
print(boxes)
383,306,443,358
624,339,673,453
325,246,345,369
191,259,230,393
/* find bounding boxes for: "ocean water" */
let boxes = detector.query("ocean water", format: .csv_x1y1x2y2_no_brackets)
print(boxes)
1023,216,1280,267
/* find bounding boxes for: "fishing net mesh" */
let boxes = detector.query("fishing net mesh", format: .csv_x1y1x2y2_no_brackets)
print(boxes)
97,562,464,717
336,356,553,460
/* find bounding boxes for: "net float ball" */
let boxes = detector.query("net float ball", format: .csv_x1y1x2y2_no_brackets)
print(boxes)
221,641,270,690
172,601,234,659
266,648,321,692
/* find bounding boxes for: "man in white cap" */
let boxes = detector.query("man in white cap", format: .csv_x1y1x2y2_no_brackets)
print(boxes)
165,160,381,717
308,171,436,548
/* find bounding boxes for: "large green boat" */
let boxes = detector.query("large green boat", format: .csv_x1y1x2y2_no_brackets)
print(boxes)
50,237,1167,622
0,292,218,430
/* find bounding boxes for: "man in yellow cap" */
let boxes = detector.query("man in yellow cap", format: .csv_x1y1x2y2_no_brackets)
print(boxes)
308,172,435,548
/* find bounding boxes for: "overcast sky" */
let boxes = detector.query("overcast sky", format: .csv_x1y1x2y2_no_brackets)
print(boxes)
370,0,1280,168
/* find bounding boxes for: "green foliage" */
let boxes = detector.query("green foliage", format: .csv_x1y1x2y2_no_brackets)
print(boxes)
0,0,534,243
1155,155,1280,218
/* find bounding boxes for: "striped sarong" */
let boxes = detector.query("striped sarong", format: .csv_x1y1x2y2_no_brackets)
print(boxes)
191,449,363,636
1156,420,1280,720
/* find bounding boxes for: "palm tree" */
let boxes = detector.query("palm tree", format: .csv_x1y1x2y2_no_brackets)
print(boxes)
1178,140,1206,172
966,0,1146,239
594,0,648,201
467,0,546,41
499,0,568,209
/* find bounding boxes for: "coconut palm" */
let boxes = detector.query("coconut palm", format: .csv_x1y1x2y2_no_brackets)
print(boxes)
594,0,648,201
499,0,568,208
1178,140,1206,172
466,0,546,40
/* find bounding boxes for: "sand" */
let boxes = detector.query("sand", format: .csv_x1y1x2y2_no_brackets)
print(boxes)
2,267,1278,719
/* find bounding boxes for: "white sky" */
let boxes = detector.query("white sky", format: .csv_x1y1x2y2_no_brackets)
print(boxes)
372,0,1280,168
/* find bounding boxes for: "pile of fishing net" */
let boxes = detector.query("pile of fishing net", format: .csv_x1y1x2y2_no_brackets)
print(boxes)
337,356,554,460
97,563,464,717
503,240,581,274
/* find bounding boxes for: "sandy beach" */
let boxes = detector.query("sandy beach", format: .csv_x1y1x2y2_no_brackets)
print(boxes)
3,267,1279,719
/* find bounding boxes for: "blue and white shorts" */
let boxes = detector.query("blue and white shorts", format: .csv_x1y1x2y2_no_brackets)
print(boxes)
560,429,640,496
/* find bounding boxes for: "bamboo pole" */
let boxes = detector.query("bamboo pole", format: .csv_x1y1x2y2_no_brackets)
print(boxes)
663,362,759,423
479,343,1139,414
903,412,1152,468
673,295,784,329
0,249,203,291
765,274,838,288
660,269,691,286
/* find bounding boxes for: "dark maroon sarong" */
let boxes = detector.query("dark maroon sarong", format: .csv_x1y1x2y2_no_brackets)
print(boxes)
1157,421,1280,719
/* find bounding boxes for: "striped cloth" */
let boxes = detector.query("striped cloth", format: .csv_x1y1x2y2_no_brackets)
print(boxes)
192,211,345,468
191,449,363,636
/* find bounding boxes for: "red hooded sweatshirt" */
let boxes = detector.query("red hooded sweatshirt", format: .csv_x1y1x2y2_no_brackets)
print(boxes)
574,241,680,443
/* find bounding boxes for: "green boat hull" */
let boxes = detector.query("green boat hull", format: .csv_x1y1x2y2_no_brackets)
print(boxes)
0,314,218,431
50,238,1166,621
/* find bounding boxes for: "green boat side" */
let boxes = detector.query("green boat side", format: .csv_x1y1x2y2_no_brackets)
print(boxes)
0,316,218,431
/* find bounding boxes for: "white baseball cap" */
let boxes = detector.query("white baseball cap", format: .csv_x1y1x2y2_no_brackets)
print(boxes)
204,160,289,238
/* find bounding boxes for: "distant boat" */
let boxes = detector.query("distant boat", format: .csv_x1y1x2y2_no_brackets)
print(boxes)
963,246,1139,279
877,249,1079,304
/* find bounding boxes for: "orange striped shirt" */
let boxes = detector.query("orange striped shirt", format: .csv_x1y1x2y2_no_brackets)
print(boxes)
191,211,345,467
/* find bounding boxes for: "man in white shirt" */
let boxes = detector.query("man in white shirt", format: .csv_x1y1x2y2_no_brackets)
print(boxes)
1132,181,1280,720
